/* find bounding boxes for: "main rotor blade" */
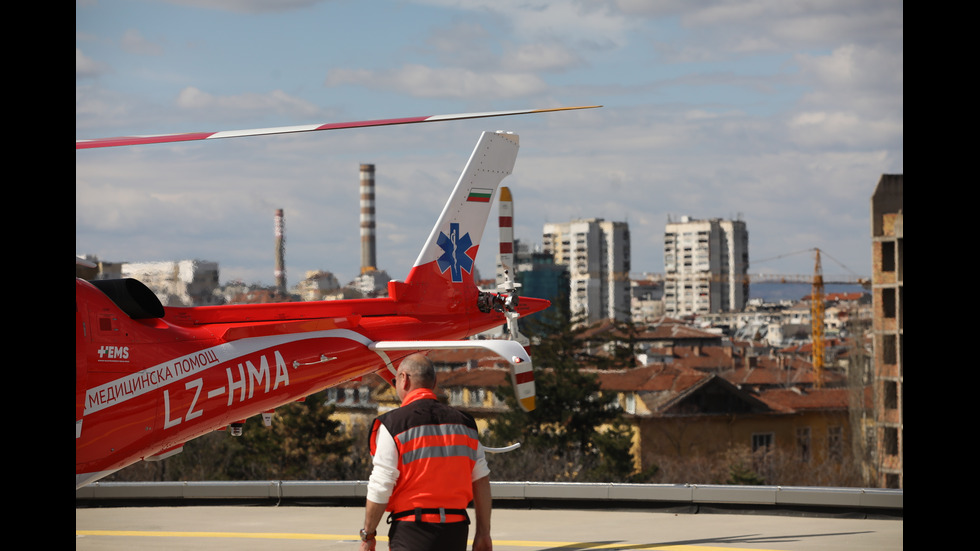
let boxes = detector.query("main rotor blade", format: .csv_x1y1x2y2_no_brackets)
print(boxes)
75,105,601,150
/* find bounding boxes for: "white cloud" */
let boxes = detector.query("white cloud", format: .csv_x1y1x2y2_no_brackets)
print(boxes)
622,0,902,60
120,29,163,56
796,44,903,100
788,110,902,149
175,87,324,118
162,0,328,14
420,0,634,44
786,43,902,149
504,41,584,72
76,48,108,79
325,65,548,99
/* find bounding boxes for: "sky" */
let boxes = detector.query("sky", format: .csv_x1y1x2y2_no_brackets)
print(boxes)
76,0,903,290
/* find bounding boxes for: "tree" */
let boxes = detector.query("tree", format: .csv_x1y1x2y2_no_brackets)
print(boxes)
486,295,644,481
227,390,354,480
592,312,642,369
587,419,657,483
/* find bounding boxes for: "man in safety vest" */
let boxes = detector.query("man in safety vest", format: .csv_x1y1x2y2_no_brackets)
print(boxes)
359,353,493,551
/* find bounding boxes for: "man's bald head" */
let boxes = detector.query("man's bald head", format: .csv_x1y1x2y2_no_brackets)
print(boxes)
398,353,437,390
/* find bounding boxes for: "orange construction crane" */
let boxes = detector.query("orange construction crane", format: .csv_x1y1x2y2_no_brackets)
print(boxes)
810,248,825,387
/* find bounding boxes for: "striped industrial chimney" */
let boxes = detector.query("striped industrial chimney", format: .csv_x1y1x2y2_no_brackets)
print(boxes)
360,164,377,274
274,208,286,293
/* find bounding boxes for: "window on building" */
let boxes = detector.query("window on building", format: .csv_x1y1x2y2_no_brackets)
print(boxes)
882,288,896,318
885,473,900,489
625,393,636,414
449,388,463,406
882,334,897,364
472,388,486,406
884,380,898,410
881,241,895,272
828,426,843,462
883,426,899,456
796,427,811,462
752,433,773,453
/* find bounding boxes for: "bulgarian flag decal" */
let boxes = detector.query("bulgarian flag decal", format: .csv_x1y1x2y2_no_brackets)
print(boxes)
467,188,493,202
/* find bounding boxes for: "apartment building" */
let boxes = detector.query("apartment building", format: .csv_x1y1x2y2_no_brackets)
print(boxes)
542,218,631,324
663,216,749,315
121,259,221,306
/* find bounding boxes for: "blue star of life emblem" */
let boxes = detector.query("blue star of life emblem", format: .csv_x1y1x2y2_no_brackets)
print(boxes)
437,222,474,283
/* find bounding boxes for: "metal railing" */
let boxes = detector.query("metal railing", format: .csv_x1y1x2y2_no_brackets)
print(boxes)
76,481,901,517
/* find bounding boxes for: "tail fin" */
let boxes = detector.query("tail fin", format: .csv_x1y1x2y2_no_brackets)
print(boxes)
405,131,519,288
377,132,538,411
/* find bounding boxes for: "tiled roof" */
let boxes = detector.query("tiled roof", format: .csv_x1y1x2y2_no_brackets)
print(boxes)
666,345,736,368
337,340,863,417
757,387,852,411
437,367,510,387
639,324,722,341
579,318,723,342
594,363,707,392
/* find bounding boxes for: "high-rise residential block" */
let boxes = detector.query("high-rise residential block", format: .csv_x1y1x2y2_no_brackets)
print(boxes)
663,216,749,315
542,218,631,324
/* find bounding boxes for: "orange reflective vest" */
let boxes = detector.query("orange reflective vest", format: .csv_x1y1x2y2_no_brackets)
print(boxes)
369,388,480,522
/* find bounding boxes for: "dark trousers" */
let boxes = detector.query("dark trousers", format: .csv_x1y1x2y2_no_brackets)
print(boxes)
387,520,469,551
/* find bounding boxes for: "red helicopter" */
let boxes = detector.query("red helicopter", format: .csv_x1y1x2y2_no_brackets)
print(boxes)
75,107,596,489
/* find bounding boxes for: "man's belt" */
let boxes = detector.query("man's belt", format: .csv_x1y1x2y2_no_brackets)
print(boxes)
388,507,470,524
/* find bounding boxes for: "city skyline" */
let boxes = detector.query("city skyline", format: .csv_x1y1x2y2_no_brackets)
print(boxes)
76,1,903,287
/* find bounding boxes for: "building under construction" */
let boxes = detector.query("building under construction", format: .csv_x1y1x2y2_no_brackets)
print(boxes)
870,174,903,489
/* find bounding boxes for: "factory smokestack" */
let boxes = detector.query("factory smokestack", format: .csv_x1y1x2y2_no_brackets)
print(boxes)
274,208,286,293
360,164,377,274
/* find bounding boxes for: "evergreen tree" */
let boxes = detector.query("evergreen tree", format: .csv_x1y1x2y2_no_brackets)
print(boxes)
588,419,657,483
487,296,643,481
234,390,354,479
592,311,642,369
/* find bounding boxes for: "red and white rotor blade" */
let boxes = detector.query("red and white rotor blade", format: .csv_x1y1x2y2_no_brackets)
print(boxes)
76,105,600,150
